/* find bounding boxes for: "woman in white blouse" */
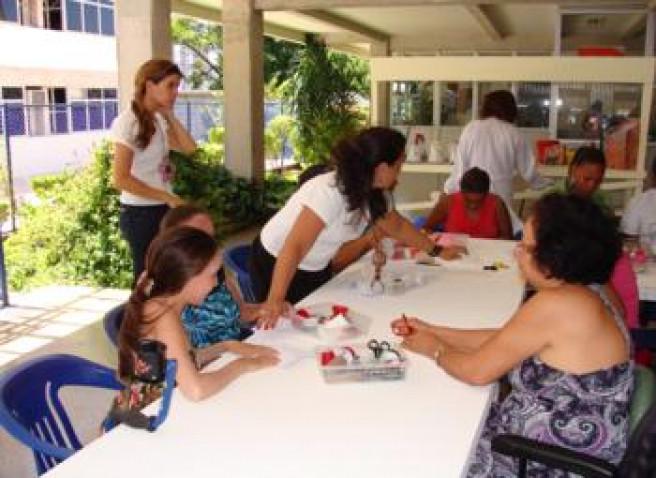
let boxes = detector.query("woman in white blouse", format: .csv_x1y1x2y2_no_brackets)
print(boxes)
111,59,197,283
444,90,551,233
251,127,465,328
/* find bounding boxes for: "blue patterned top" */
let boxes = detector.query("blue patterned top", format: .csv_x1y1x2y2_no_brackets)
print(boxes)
467,285,634,477
181,282,247,348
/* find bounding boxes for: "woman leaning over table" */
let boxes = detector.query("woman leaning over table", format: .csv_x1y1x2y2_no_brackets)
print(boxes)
393,193,633,477
250,127,465,328
111,59,197,283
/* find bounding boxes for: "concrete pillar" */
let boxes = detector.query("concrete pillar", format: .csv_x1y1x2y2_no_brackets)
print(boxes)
370,40,390,127
223,0,265,181
114,0,172,112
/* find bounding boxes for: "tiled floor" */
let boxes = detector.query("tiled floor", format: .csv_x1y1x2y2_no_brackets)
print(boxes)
0,285,130,369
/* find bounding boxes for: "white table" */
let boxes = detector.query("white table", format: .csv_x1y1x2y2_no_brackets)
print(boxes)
45,240,524,478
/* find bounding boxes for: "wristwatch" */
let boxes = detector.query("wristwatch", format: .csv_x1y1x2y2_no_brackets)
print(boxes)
427,244,443,257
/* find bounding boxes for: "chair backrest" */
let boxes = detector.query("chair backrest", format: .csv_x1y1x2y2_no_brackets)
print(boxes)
103,303,125,347
619,398,656,477
223,244,255,302
619,365,656,477
0,354,122,475
629,365,656,434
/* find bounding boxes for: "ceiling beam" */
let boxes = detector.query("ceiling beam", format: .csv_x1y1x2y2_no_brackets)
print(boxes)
255,0,648,11
622,13,647,39
465,5,504,41
172,0,305,43
295,9,389,42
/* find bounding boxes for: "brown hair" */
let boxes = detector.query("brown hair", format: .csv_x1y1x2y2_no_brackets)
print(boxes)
131,59,183,149
480,90,518,123
118,227,218,381
160,204,211,232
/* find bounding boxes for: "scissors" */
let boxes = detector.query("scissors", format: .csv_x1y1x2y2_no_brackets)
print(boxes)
367,339,394,360
370,244,386,293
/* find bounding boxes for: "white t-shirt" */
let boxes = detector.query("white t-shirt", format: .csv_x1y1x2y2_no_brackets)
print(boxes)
260,172,369,272
621,189,656,253
109,109,173,206
444,117,552,231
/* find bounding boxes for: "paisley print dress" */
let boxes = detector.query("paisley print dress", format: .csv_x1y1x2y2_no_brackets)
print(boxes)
467,285,634,477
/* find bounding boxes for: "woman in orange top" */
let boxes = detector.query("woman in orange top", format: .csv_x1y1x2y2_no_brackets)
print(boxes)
423,167,512,239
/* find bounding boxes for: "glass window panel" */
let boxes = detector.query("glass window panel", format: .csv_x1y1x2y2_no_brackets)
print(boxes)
517,82,550,128
86,88,102,99
390,81,433,126
83,3,98,33
104,101,117,128
71,102,87,131
440,82,472,126
102,88,117,99
88,101,103,129
50,105,69,134
2,87,23,100
100,6,113,35
66,0,82,31
6,104,25,135
0,0,19,22
557,83,641,139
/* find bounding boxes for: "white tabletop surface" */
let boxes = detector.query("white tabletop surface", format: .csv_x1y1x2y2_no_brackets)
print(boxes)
45,239,524,478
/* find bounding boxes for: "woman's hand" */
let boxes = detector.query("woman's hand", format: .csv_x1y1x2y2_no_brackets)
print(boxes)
440,245,467,261
401,330,444,360
390,316,434,336
255,300,293,329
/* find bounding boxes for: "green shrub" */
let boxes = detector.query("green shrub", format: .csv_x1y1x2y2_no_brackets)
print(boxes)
5,142,132,290
5,140,296,291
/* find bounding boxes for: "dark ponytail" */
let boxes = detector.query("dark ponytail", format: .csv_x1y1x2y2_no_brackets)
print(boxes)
333,127,406,223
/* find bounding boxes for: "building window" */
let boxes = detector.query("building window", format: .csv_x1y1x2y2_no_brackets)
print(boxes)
0,87,25,136
0,0,19,23
44,0,63,30
65,0,113,35
69,87,117,132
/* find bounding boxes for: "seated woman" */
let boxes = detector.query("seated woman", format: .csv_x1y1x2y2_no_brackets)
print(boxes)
548,147,638,329
422,167,512,239
160,205,262,348
118,227,279,403
552,146,608,209
392,193,633,477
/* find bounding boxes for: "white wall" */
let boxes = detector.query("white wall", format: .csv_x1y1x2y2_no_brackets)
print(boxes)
0,22,117,88
8,131,108,196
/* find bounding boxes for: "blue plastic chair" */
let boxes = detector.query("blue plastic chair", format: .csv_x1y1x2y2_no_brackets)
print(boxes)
223,244,256,302
0,354,123,475
102,303,125,347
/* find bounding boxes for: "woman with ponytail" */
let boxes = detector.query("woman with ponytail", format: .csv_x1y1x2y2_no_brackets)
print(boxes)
118,227,279,403
250,127,465,328
110,59,197,283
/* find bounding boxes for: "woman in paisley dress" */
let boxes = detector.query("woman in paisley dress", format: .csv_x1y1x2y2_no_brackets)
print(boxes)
392,193,633,477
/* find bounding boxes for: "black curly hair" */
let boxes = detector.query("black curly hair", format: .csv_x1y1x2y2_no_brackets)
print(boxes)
480,90,517,123
531,193,621,285
333,127,406,223
460,167,491,194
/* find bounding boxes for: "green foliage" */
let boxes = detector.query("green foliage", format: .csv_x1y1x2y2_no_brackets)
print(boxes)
264,114,296,162
171,17,223,90
204,125,226,162
283,35,370,166
4,138,296,291
171,147,296,237
5,142,132,290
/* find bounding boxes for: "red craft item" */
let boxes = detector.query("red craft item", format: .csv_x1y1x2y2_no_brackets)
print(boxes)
296,308,310,318
320,350,336,366
332,304,348,316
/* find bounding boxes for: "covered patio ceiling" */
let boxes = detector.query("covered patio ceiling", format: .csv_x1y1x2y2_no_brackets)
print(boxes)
175,0,651,56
